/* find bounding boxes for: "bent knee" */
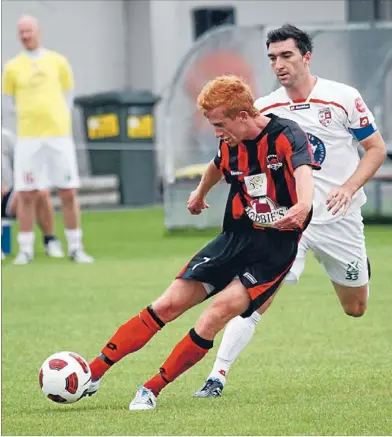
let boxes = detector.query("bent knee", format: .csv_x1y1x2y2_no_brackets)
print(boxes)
152,300,178,323
205,299,240,326
343,302,367,318
152,294,188,323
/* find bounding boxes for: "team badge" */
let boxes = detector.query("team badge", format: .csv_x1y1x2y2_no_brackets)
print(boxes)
318,107,332,127
266,154,283,171
355,97,367,113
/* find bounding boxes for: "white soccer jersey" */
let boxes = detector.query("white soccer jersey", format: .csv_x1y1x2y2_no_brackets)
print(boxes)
255,77,377,224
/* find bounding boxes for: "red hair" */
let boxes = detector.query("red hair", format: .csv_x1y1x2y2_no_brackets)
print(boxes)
197,75,259,119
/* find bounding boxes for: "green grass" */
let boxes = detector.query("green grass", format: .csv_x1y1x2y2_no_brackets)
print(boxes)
2,208,392,436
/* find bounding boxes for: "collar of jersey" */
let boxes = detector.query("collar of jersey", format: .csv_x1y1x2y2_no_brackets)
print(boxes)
242,114,277,146
285,76,321,105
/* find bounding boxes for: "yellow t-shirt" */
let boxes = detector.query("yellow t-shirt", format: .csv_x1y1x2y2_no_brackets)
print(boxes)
2,50,74,138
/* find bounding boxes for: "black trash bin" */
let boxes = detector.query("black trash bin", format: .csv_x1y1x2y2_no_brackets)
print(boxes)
74,90,160,206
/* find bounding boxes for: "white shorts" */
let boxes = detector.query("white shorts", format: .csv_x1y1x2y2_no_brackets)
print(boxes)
14,137,80,191
285,210,369,287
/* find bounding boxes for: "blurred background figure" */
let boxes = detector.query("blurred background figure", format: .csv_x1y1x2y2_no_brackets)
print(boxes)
2,15,94,265
1,127,63,260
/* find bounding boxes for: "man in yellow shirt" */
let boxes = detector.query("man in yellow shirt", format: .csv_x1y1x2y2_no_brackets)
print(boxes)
2,15,93,264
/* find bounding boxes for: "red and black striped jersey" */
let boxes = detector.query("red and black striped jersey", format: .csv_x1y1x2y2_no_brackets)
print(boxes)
214,114,320,233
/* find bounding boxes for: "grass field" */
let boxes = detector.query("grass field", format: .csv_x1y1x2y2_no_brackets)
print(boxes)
2,207,392,436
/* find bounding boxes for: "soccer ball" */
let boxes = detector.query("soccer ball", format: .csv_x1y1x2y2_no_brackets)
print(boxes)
39,351,91,404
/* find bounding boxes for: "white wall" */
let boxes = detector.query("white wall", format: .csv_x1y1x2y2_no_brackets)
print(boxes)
1,0,348,139
2,0,347,96
1,0,128,95
125,0,153,91
149,0,347,93
1,0,130,147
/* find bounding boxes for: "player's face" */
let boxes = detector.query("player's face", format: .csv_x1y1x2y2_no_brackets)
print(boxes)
205,107,246,147
18,22,40,50
267,39,310,88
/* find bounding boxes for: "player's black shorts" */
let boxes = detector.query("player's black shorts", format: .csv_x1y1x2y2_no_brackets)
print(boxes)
176,230,299,318
1,189,16,219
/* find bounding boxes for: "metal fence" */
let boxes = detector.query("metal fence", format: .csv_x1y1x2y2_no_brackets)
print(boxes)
158,22,392,229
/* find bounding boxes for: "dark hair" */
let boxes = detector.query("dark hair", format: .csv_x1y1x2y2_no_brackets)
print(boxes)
266,24,313,55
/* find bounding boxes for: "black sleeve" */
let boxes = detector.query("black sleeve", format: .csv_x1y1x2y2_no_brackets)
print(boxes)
213,140,223,170
283,123,321,171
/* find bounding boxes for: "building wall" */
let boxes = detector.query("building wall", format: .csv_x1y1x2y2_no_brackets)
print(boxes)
1,0,347,141
1,0,128,94
2,0,347,96
149,0,347,93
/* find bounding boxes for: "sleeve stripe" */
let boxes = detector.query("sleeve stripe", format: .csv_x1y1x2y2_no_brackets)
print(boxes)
349,124,377,142
258,102,290,113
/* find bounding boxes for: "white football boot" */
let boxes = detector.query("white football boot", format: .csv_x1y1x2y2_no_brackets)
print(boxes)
69,249,94,264
129,386,157,411
13,251,33,265
85,379,100,397
45,239,65,258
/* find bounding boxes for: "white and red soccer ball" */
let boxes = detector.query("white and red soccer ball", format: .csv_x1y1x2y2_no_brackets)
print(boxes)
39,351,91,404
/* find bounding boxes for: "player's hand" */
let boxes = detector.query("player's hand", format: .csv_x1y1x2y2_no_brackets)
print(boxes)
274,202,311,230
187,189,210,215
326,185,355,216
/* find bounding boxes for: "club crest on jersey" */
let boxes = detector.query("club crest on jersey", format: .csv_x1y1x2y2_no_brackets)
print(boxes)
266,154,283,171
355,97,367,113
245,196,288,227
318,107,332,127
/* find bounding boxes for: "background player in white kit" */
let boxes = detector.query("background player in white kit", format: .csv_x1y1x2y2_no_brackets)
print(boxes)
194,24,387,398
2,16,93,265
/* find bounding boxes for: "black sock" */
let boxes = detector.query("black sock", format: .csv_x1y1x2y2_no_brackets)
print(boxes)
44,235,56,245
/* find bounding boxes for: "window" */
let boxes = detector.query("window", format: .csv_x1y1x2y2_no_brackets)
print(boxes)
192,7,236,40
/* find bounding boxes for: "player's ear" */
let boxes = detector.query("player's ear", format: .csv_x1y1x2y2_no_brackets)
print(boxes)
239,110,248,122
304,51,312,65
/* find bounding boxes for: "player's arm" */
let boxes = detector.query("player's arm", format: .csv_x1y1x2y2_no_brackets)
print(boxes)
326,93,386,215
58,55,75,109
197,159,223,197
188,145,223,215
344,132,385,192
293,164,314,210
274,124,319,229
2,63,16,114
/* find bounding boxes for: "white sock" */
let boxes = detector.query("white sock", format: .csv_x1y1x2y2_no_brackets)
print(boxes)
209,311,262,385
17,232,35,256
65,228,83,253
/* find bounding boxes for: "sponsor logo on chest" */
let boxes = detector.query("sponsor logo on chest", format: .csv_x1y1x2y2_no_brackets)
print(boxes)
245,197,288,227
290,103,310,111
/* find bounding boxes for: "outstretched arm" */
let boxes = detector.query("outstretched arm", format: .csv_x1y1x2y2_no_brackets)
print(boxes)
188,160,223,215
326,131,386,215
